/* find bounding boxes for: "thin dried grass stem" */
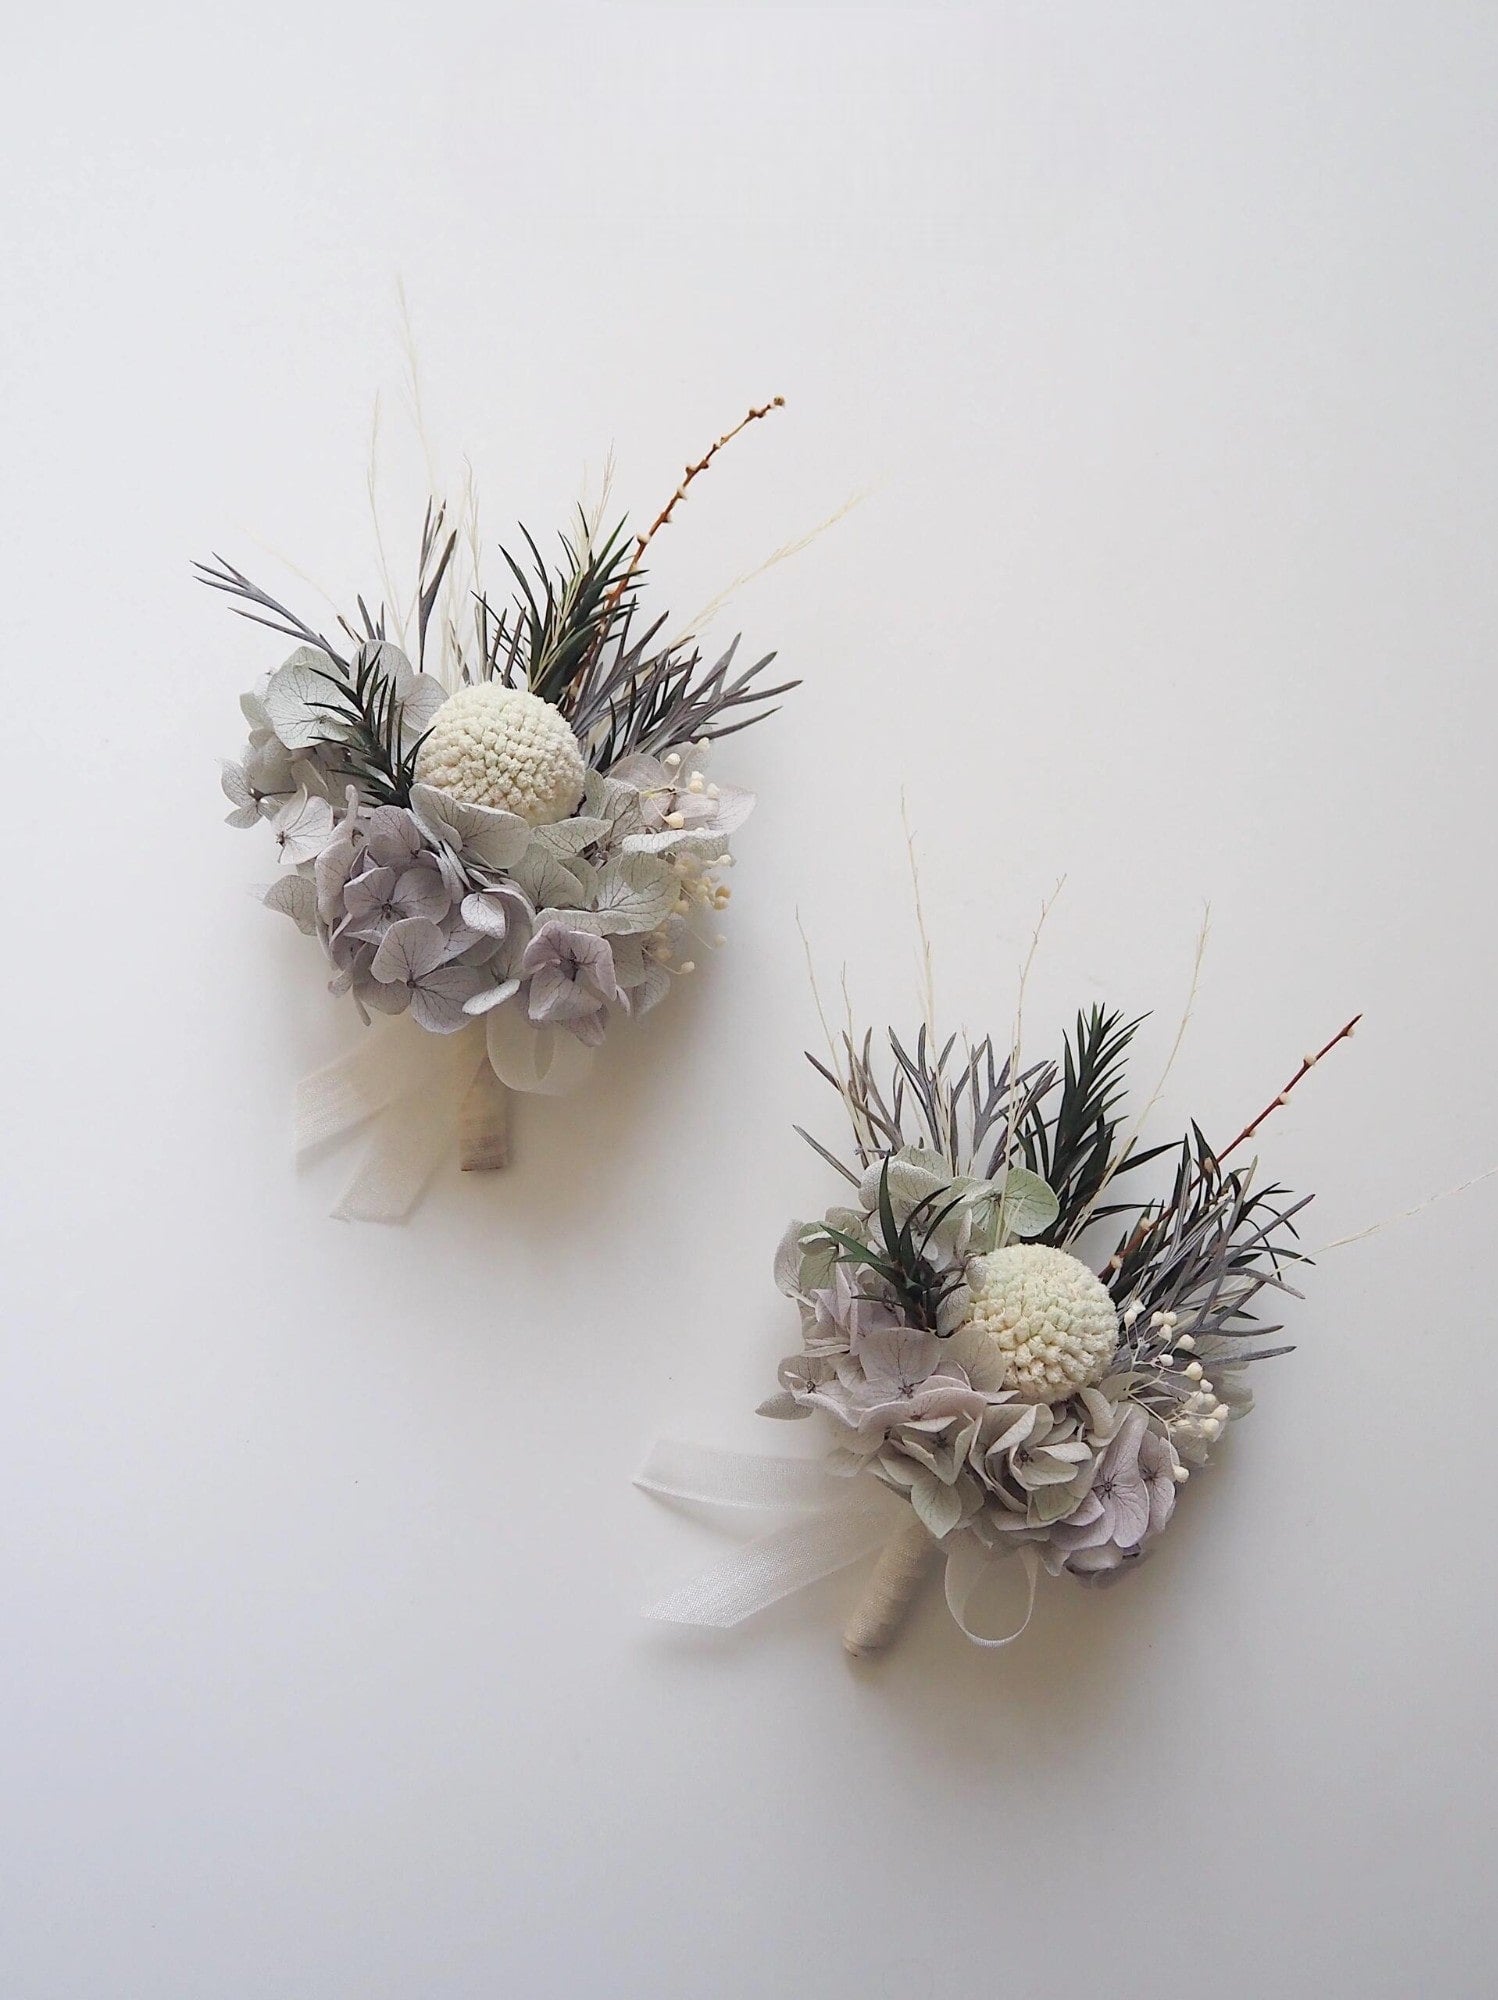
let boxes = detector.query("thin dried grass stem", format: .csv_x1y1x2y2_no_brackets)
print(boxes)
677,488,865,641
1313,1162,1498,1253
901,793,937,1042
996,879,1064,1244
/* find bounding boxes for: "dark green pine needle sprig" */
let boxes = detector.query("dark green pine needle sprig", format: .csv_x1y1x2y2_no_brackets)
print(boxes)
305,641,430,808
481,516,638,707
815,1160,970,1333
1017,1006,1175,1243
202,394,798,800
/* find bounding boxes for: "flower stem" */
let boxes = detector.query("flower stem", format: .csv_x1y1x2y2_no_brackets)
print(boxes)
843,1516,935,1658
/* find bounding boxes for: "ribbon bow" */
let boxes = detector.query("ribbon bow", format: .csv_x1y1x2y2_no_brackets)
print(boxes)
294,1001,595,1222
635,1441,1041,1652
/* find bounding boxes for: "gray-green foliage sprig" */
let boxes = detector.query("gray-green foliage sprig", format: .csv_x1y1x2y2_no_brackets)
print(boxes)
1107,1128,1311,1367
800,1024,1054,1182
801,1013,1322,1378
202,500,793,782
578,618,797,767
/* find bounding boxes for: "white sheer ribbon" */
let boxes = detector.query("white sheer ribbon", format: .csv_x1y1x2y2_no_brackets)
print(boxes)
943,1539,1040,1649
294,1000,596,1222
636,1440,1042,1647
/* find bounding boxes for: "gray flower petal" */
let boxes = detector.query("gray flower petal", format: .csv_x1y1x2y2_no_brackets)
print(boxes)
371,916,446,987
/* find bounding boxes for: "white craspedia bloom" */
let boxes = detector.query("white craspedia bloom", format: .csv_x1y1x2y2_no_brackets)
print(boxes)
957,1243,1119,1403
415,684,586,824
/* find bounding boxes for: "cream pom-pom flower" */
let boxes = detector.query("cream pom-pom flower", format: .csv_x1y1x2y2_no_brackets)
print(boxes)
952,1242,1119,1402
415,683,586,824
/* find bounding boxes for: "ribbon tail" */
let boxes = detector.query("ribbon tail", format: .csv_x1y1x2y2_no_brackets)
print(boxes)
634,1439,849,1513
643,1495,896,1631
943,1539,1041,1648
294,1018,419,1154
328,1026,487,1223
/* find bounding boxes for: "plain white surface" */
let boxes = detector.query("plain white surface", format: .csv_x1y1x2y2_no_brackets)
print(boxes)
4,5,1497,1995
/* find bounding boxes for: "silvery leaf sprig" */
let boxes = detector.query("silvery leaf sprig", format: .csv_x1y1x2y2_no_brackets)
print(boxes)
206,400,797,1219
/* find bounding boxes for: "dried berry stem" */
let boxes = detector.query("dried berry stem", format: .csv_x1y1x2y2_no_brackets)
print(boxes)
1217,1014,1362,1164
1104,1012,1361,1279
596,396,786,635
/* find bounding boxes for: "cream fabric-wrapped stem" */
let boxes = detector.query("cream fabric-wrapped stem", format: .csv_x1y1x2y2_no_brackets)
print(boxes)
458,1061,510,1171
293,1002,600,1219
843,1515,936,1657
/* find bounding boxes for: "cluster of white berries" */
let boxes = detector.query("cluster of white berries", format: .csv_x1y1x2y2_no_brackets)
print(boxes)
651,744,735,966
1118,1302,1232,1470
1169,1384,1231,1455
414,684,586,824
958,1244,1121,1402
656,744,720,829
671,850,733,920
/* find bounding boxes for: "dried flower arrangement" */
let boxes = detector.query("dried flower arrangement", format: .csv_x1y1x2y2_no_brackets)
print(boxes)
638,912,1364,1655
209,401,795,1218
760,1004,1358,1652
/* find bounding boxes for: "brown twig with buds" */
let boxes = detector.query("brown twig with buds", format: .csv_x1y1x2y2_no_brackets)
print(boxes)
597,397,786,634
1216,1014,1362,1165
1105,1012,1362,1278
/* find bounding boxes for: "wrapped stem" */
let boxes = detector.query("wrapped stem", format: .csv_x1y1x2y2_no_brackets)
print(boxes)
843,1515,935,1657
458,1061,511,1172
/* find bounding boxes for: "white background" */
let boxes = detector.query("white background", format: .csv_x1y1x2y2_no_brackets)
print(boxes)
4,5,1497,1995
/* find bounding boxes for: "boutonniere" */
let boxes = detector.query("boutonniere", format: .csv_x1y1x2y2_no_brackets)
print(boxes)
639,887,1389,1656
210,399,794,1219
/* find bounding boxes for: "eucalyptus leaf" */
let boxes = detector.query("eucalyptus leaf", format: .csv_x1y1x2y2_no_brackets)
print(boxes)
797,1227,843,1294
999,1165,1060,1239
855,1146,949,1220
